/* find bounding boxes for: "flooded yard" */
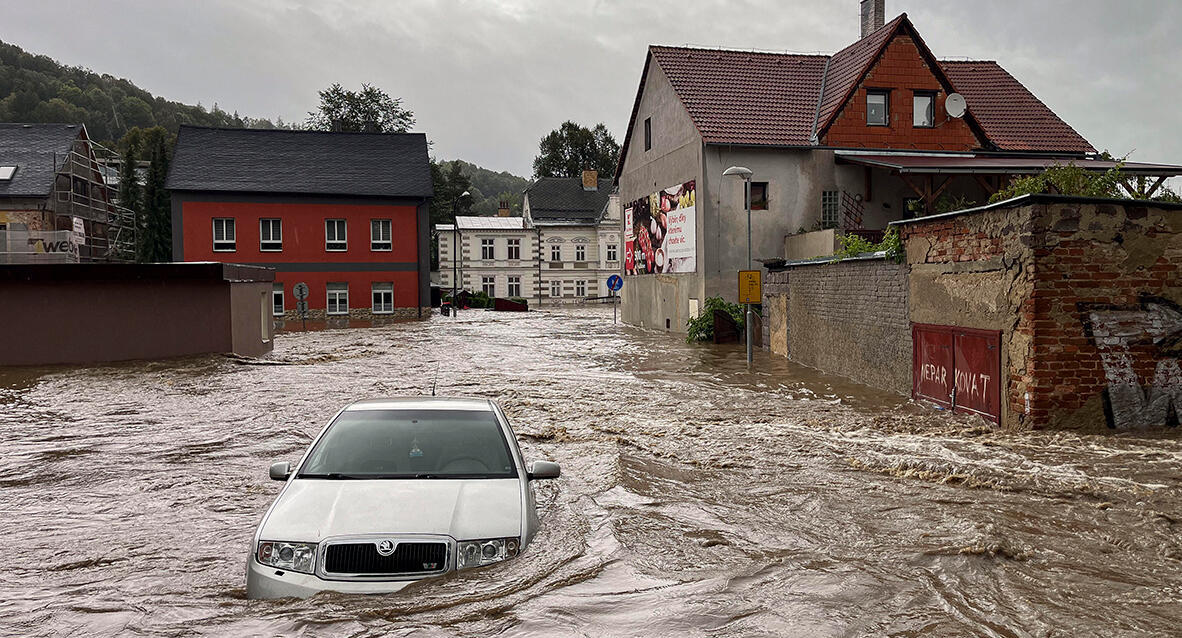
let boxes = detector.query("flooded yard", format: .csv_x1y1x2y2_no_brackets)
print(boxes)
1,307,1180,636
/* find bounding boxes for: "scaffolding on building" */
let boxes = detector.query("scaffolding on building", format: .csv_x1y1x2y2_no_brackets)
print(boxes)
51,140,137,262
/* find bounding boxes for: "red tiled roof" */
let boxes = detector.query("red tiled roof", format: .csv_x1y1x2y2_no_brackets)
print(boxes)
940,60,1095,153
815,13,909,137
649,45,827,146
622,16,1095,163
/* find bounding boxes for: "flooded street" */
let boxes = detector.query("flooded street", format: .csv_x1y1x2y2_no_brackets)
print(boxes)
2,307,1180,637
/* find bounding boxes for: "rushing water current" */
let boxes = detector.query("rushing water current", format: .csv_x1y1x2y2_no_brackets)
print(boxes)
1,308,1180,637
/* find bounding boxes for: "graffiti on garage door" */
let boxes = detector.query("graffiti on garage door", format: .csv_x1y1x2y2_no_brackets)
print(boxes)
912,324,1001,423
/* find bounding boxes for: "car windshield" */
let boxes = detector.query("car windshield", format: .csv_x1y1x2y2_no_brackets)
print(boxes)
298,408,517,479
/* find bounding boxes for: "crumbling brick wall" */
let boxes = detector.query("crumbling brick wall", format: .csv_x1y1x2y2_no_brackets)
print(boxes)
1029,202,1182,430
765,258,910,394
900,206,1038,428
901,198,1182,431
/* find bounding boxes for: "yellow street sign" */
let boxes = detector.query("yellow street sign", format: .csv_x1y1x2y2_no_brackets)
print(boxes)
738,270,761,304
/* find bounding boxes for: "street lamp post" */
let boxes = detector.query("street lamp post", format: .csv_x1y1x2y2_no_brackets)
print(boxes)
723,166,755,365
452,190,470,315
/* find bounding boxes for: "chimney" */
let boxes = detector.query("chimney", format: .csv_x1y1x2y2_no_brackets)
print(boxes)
497,200,511,217
860,0,885,38
582,169,599,191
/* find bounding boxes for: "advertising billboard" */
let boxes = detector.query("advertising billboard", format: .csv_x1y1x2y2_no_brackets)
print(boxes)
624,179,696,275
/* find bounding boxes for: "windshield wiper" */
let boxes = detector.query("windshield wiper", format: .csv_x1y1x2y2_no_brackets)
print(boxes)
297,472,366,480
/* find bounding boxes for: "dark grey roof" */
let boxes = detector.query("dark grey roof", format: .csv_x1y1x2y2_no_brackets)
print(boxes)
0,123,84,198
525,177,614,223
166,126,433,198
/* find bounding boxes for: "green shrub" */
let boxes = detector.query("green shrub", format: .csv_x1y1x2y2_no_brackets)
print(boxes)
832,226,903,263
686,296,748,343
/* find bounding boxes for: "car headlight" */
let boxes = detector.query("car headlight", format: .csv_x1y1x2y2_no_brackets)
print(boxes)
257,540,317,574
456,537,520,569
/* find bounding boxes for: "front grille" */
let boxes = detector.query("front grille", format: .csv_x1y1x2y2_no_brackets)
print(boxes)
324,541,448,575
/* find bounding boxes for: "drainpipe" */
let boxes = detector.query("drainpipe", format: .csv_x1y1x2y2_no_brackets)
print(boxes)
536,227,542,309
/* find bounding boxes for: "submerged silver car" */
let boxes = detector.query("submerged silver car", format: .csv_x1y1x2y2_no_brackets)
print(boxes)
246,397,560,599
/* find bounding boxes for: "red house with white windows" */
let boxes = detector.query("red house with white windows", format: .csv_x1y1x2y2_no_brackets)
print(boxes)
167,126,433,323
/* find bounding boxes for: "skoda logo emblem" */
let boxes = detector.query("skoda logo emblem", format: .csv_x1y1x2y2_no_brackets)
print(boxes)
376,540,395,556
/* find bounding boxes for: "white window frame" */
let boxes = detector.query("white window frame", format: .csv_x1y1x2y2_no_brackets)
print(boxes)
821,190,840,229
550,244,561,261
481,238,495,260
507,276,521,298
272,284,284,316
575,245,586,262
867,90,889,126
372,282,393,314
550,280,562,298
325,219,347,251
506,238,521,261
913,92,935,128
260,218,282,252
371,219,392,251
481,276,496,296
212,218,236,252
575,280,586,297
326,283,348,315
607,243,617,262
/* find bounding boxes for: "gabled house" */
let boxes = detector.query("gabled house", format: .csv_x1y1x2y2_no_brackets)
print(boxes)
0,123,132,263
168,125,433,323
616,0,1182,332
437,170,621,305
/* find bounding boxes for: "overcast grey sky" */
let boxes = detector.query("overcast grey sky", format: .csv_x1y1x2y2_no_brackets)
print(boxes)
6,0,1180,179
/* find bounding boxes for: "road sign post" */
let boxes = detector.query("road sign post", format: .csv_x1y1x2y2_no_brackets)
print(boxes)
293,282,309,331
607,275,623,324
738,270,761,365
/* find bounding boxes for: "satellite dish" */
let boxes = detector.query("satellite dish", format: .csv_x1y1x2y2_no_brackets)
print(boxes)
945,93,967,118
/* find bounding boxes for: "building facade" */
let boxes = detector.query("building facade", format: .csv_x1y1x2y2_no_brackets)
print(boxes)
167,126,433,325
438,172,621,305
0,123,133,264
615,1,1180,333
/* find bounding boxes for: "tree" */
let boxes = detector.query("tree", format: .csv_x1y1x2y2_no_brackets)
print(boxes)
137,127,172,262
117,130,142,258
428,160,472,270
305,83,414,133
532,121,620,179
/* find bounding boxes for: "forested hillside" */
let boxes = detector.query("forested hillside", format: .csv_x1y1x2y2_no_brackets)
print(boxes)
0,40,292,147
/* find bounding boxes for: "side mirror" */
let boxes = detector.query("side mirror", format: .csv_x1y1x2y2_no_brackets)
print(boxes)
269,461,292,481
527,460,561,481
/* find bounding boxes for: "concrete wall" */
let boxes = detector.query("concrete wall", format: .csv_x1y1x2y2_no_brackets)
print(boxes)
618,57,703,331
0,263,274,365
764,258,911,394
785,229,840,260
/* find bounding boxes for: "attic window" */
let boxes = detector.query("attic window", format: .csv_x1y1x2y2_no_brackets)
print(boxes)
866,90,889,126
0,166,15,180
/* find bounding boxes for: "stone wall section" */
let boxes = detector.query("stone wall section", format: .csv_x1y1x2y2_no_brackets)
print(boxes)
765,258,910,394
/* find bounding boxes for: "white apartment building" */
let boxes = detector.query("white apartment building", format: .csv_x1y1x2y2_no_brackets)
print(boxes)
438,171,621,305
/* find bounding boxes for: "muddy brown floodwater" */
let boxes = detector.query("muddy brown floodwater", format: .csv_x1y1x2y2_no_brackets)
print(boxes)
2,307,1181,637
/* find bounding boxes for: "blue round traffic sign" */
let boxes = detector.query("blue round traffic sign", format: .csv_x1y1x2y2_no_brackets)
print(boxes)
607,274,623,292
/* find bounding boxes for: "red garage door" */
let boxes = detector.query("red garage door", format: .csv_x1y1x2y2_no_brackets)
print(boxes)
912,324,1001,423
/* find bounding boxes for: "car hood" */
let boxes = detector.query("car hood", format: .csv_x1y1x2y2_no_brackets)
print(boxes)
260,478,523,542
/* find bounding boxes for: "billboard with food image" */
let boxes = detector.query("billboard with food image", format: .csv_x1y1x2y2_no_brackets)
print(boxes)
624,179,696,275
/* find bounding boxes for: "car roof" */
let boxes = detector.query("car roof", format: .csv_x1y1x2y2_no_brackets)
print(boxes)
342,397,495,412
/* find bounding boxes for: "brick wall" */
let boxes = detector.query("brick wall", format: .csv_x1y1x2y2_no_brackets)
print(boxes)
900,206,1038,428
900,199,1182,431
764,258,911,394
823,35,981,151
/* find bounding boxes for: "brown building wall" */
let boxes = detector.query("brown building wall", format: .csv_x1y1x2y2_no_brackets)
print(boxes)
823,35,981,151
0,263,274,366
764,258,911,395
